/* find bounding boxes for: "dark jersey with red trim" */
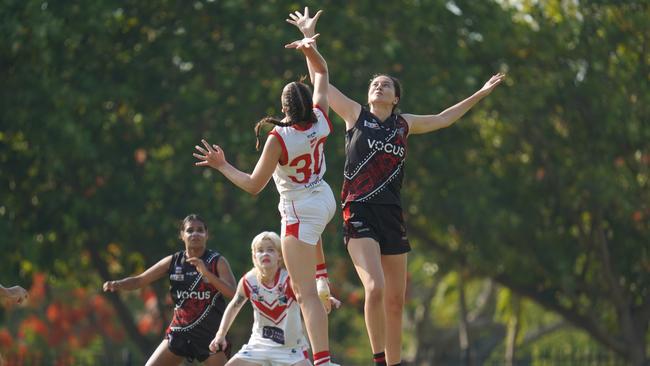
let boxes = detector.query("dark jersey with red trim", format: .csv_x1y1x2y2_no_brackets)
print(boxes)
341,109,409,206
166,249,227,337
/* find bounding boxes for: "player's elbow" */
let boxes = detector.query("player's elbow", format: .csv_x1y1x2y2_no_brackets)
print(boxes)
244,187,259,196
222,288,236,299
246,184,264,196
314,68,328,77
244,175,271,195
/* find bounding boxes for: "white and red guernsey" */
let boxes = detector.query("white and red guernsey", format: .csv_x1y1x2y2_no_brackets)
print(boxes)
242,268,308,349
269,106,333,200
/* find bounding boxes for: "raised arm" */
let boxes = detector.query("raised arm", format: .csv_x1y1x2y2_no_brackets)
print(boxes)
194,136,281,195
287,7,361,129
209,278,249,352
286,35,329,112
103,255,171,292
403,73,505,135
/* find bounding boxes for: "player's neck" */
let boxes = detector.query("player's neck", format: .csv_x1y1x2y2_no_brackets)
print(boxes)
186,247,205,258
259,267,279,285
369,104,393,123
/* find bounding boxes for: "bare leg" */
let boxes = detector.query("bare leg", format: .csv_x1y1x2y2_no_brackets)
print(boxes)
381,253,407,365
347,237,385,355
203,351,228,366
145,339,183,366
315,238,326,264
282,236,330,357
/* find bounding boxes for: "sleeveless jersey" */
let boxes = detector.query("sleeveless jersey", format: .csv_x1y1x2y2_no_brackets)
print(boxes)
166,249,227,337
242,268,307,348
269,106,333,200
341,109,409,206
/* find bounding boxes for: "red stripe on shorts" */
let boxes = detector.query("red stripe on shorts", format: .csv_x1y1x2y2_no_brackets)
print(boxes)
343,204,351,221
286,222,299,239
285,200,301,239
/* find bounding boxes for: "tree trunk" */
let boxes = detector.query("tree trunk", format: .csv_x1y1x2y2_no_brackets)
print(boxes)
505,295,521,366
595,218,647,365
458,271,473,366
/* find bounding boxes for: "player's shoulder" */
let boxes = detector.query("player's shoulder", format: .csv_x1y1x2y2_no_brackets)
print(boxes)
170,250,185,263
203,249,221,263
243,269,258,283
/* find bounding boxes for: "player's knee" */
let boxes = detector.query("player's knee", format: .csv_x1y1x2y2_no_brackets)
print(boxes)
364,279,385,304
385,293,405,314
291,285,317,305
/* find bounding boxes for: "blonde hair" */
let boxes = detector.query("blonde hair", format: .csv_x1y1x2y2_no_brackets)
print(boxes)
250,231,283,282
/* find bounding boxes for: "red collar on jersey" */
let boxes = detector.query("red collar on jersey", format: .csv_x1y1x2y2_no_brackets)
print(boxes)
292,122,313,131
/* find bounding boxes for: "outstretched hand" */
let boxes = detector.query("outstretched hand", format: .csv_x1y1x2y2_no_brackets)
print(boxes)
4,286,28,304
478,73,506,96
286,7,322,37
194,139,226,169
285,34,320,50
103,281,121,293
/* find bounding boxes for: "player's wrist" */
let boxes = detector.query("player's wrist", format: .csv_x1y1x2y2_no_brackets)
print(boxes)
214,160,228,171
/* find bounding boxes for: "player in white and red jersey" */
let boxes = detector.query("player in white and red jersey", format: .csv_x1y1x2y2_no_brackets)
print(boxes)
210,232,339,366
267,103,335,247
195,35,336,366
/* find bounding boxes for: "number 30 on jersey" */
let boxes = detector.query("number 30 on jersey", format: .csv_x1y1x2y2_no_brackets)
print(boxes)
288,137,327,184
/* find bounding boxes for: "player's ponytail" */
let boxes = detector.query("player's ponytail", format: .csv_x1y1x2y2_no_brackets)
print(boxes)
254,117,292,151
285,80,317,127
254,79,317,151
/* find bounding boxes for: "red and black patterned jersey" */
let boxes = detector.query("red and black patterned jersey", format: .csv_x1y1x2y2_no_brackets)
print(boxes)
166,249,227,337
341,109,409,206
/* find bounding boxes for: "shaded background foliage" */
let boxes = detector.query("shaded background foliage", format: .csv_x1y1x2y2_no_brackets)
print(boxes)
1,0,648,365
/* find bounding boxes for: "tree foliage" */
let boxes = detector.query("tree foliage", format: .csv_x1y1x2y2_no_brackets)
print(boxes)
1,0,647,364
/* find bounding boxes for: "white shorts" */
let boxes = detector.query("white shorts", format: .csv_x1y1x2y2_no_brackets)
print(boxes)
231,343,310,366
278,184,336,245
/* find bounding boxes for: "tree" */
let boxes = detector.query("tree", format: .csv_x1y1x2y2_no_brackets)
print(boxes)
1,0,647,364
402,1,648,364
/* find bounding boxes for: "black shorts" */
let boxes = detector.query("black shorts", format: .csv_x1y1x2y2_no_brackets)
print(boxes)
343,202,411,255
167,330,231,363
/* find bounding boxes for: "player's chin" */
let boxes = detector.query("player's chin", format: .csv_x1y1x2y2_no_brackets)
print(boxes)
188,241,206,250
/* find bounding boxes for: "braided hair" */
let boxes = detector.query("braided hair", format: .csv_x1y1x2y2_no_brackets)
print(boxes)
254,79,318,150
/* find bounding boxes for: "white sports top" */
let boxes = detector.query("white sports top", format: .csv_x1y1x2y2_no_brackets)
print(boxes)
242,268,308,348
269,106,333,200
